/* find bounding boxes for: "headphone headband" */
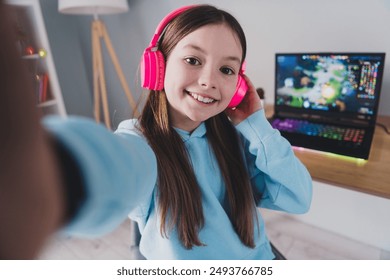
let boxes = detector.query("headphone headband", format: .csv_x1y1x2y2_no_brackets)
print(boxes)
148,5,197,48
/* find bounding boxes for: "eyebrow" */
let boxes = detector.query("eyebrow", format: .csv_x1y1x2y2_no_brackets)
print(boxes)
183,44,242,65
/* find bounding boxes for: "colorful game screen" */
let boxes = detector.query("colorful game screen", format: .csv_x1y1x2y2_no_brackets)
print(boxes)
275,53,385,116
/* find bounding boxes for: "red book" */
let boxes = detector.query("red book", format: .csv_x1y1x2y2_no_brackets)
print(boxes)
40,73,48,102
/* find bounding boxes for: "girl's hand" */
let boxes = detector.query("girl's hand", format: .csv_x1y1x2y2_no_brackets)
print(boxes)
225,75,263,125
0,4,65,259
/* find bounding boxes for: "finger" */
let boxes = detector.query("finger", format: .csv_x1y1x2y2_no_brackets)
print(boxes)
242,74,256,93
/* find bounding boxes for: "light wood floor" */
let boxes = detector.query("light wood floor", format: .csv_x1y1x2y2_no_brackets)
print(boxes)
261,210,390,260
38,211,390,260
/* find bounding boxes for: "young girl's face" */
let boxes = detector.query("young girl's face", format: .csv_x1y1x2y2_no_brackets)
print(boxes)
164,23,243,132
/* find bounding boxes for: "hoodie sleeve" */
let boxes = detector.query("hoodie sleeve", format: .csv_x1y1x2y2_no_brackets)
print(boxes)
236,110,312,214
43,116,157,237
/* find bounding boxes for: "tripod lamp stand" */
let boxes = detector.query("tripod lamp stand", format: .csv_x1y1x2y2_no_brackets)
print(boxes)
59,0,139,130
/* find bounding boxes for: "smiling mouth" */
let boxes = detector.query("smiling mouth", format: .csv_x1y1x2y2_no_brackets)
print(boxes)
186,90,216,104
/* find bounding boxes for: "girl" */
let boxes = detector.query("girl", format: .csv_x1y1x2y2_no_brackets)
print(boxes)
1,4,312,259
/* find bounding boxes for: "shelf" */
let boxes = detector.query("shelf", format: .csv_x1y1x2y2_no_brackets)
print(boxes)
37,99,57,108
21,50,46,60
6,0,66,117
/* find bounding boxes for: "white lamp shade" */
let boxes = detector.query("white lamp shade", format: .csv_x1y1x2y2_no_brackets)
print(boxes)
58,0,129,15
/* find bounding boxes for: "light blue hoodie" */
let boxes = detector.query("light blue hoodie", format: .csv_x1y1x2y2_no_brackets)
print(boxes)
44,109,312,259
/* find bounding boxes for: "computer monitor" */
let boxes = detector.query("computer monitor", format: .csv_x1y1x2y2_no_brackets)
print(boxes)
275,53,386,123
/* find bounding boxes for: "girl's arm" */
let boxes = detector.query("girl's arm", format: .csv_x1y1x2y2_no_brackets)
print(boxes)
236,110,313,213
226,75,312,213
0,1,156,258
43,116,157,236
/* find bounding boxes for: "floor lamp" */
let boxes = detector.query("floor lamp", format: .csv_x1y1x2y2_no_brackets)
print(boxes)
59,0,139,130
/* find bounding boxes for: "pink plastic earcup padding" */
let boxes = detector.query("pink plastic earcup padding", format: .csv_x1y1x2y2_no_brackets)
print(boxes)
228,75,248,108
141,48,165,90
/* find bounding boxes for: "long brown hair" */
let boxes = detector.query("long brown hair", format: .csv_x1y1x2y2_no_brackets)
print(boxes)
138,5,258,249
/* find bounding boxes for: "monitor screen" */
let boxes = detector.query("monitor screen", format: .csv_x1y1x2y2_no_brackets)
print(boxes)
275,53,385,120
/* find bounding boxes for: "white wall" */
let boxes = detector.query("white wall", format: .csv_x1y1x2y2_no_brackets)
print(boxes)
137,0,390,116
48,0,389,121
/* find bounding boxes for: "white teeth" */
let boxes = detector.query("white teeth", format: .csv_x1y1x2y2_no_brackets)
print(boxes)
189,92,215,104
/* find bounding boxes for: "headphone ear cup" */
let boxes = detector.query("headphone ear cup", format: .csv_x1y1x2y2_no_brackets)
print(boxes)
141,48,165,90
228,74,248,108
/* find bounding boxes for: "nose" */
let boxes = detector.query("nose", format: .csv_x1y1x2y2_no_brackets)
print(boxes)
198,66,217,89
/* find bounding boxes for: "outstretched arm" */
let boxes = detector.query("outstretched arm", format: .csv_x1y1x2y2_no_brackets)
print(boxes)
0,1,157,259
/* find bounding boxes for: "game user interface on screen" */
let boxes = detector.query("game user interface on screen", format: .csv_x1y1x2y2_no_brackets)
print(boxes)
275,53,384,120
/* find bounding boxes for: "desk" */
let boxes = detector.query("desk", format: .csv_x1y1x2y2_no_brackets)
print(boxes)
265,106,390,199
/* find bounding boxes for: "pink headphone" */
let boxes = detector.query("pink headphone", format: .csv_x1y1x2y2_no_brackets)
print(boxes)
140,5,248,108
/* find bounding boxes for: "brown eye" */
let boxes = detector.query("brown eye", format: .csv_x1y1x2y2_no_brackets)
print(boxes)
220,67,235,75
185,57,201,66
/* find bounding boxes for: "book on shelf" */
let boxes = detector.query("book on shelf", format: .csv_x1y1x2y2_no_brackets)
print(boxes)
35,72,52,104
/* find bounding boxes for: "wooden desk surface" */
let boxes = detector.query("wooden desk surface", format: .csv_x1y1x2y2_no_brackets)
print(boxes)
265,106,390,199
